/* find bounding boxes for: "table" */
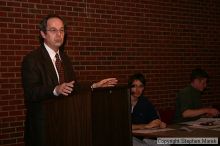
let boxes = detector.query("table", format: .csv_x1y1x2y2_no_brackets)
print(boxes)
132,124,220,138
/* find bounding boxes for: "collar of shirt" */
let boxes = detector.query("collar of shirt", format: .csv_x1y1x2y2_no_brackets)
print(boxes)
44,43,60,62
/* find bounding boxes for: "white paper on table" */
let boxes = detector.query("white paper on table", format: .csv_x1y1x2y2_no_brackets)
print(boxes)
181,118,220,130
133,128,175,134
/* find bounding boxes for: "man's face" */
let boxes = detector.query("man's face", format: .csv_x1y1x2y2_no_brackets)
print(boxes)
40,17,65,52
194,78,207,91
131,80,144,99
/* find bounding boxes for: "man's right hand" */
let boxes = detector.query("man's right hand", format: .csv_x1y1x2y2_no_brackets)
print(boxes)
55,81,75,96
204,107,220,117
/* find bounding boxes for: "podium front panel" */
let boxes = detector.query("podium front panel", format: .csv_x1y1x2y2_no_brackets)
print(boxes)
91,86,132,146
43,89,92,146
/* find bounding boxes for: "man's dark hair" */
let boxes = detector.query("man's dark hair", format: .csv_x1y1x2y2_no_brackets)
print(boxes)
128,73,146,88
190,68,209,81
38,14,67,45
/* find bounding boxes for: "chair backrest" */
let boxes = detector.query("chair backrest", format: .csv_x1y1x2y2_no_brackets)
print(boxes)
158,108,176,124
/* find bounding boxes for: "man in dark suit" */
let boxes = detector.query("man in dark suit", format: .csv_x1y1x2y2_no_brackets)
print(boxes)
21,14,117,146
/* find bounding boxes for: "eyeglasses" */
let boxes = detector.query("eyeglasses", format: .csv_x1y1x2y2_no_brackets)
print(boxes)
46,28,65,34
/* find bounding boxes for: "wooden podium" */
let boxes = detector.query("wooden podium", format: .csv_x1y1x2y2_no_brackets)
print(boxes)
43,86,132,146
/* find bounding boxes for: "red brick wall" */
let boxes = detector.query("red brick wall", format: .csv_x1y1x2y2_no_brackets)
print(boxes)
1,0,220,145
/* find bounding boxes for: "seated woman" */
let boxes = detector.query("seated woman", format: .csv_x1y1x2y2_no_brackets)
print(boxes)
128,73,167,146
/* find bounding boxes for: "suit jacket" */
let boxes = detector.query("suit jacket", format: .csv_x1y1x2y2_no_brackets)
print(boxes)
21,45,80,146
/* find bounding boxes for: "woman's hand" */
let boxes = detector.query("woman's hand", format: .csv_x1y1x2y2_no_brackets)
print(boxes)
132,124,146,130
144,119,167,129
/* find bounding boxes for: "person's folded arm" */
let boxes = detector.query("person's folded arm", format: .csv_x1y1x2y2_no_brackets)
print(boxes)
132,119,167,130
132,124,146,130
182,107,219,118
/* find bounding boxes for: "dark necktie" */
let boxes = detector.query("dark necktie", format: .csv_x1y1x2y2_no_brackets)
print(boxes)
55,53,65,83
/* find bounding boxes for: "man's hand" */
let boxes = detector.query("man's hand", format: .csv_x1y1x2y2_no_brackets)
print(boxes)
55,81,75,96
92,78,118,88
204,107,220,117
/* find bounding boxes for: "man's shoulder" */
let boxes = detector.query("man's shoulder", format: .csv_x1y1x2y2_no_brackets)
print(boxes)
24,46,47,59
25,46,42,56
177,85,197,101
178,85,192,94
22,47,47,66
